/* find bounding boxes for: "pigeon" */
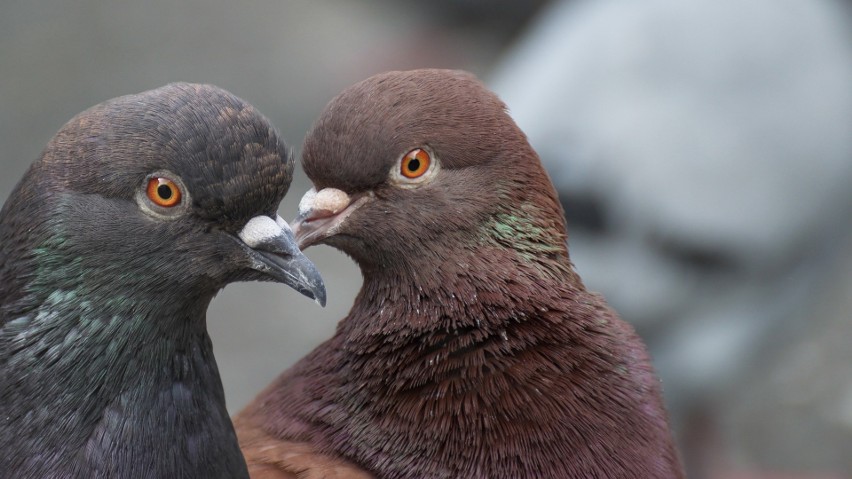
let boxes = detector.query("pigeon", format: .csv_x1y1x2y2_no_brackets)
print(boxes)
235,70,683,478
0,83,326,478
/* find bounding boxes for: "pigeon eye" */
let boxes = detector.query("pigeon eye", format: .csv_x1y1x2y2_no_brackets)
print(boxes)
400,149,431,179
390,147,439,188
146,177,182,207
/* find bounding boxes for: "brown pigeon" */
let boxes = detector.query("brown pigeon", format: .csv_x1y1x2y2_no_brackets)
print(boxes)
235,69,684,478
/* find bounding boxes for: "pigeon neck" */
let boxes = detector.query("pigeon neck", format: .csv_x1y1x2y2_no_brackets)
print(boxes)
344,241,583,367
309,252,620,477
300,249,678,478
0,274,248,477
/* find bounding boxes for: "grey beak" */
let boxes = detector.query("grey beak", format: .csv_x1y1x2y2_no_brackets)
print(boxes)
238,215,327,306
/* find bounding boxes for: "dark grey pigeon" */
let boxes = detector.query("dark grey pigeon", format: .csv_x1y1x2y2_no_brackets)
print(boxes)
0,83,325,478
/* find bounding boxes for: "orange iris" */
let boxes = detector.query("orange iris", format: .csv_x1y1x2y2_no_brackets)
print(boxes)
146,177,182,207
401,149,430,179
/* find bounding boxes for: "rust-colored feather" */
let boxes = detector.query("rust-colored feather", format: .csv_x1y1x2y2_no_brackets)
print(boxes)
237,415,373,479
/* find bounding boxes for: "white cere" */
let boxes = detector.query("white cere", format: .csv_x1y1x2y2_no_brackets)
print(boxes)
310,188,351,215
238,215,284,248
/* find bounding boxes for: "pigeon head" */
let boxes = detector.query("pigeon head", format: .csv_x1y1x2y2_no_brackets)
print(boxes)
2,83,325,311
296,69,571,280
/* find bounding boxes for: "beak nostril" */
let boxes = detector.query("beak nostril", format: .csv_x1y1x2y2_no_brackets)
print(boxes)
238,215,286,249
292,191,372,250
299,188,351,222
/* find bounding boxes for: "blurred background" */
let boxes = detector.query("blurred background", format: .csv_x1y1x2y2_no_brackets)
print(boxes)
2,0,851,477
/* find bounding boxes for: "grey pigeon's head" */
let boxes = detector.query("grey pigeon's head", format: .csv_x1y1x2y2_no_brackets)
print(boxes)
0,83,325,313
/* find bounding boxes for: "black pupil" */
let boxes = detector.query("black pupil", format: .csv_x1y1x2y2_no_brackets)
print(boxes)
407,158,421,172
157,184,173,200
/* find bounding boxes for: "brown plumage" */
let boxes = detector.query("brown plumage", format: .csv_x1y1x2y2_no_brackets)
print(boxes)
236,69,683,478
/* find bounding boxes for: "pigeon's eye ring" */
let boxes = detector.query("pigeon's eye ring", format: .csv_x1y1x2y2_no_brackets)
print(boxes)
146,177,182,207
400,149,431,179
389,147,439,188
137,171,190,220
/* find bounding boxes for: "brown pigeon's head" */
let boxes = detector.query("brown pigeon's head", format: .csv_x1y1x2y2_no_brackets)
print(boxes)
296,69,570,276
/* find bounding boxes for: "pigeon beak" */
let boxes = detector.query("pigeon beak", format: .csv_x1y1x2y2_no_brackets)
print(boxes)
237,215,327,307
291,187,371,250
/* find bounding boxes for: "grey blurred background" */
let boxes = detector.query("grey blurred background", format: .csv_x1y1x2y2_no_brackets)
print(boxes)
2,1,851,477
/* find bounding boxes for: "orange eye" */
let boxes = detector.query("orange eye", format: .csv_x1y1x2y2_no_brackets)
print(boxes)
146,177,182,207
400,149,431,179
